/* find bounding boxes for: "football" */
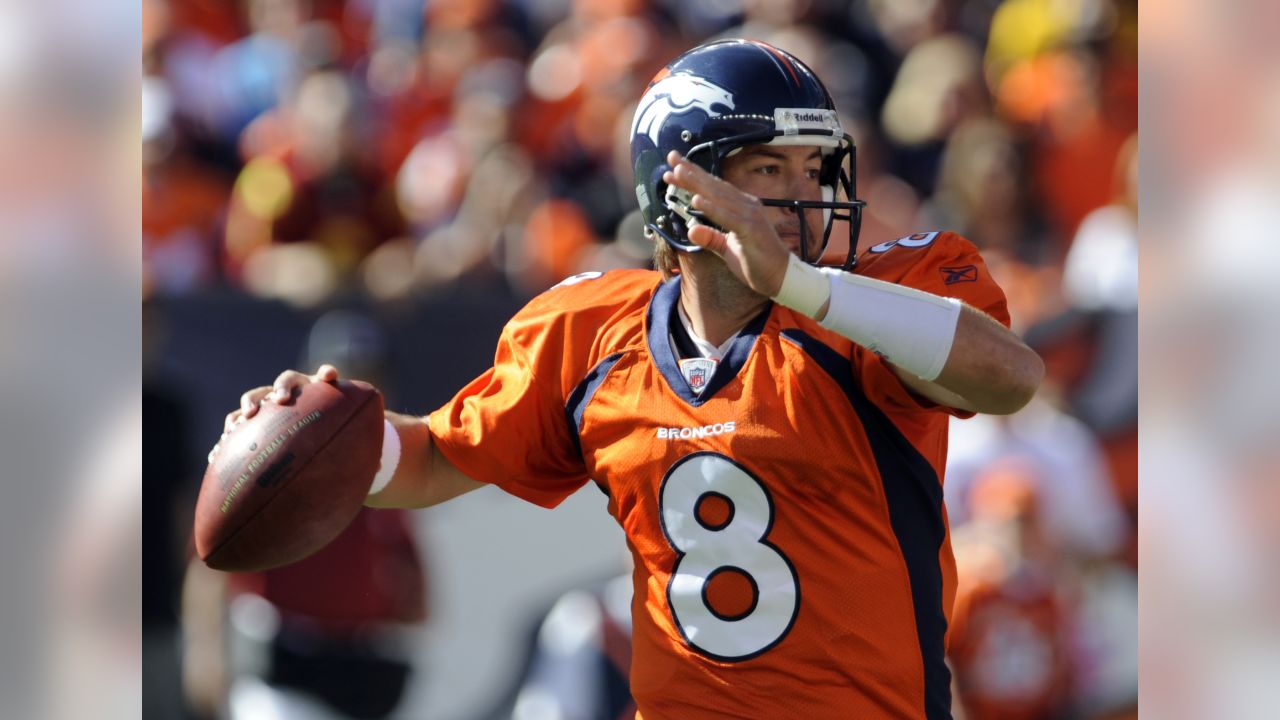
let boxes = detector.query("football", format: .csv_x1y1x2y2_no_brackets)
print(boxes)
194,380,384,571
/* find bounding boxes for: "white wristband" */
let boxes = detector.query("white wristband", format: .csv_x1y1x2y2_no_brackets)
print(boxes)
368,418,401,496
820,272,962,381
772,253,831,318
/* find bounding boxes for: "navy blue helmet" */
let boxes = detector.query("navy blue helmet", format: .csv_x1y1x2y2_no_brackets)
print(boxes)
629,39,866,270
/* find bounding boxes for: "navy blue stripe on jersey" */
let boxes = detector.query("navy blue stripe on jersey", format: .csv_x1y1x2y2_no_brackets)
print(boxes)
565,352,625,458
647,277,770,407
780,329,952,720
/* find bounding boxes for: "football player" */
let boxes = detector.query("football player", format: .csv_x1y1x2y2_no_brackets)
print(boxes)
225,39,1042,719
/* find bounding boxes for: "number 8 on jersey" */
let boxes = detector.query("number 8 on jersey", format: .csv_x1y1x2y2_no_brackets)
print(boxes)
659,452,800,661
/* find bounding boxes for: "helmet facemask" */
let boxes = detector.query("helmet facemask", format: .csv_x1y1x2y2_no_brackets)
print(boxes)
651,121,867,272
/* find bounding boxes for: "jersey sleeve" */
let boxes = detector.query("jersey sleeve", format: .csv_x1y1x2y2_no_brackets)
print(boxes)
853,231,1013,417
858,231,1010,326
427,315,589,508
426,270,655,508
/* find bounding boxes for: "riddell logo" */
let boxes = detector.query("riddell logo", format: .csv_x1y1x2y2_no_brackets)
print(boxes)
657,422,736,440
788,112,825,122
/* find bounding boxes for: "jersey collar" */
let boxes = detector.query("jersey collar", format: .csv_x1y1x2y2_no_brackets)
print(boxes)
647,276,770,406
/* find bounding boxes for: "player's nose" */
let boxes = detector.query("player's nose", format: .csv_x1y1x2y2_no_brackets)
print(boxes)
783,166,821,201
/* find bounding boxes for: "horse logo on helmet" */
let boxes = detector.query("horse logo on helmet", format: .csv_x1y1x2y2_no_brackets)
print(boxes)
631,72,735,147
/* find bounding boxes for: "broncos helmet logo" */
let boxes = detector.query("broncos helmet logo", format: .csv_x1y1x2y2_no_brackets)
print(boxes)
632,72,735,147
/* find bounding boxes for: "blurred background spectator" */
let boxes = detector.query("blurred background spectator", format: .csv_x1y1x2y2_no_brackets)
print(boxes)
144,1,1138,717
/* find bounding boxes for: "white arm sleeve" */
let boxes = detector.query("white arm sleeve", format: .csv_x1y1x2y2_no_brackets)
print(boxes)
772,255,961,381
368,418,401,496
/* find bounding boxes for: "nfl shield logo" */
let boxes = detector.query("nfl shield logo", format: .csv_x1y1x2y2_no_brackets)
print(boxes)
679,358,718,395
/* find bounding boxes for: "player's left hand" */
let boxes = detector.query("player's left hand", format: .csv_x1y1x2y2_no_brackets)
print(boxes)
664,150,790,297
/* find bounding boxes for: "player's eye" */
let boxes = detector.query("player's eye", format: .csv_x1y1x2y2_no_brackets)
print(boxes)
805,167,821,181
753,164,780,175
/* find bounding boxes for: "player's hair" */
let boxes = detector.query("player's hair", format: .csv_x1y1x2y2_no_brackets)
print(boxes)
653,234,677,279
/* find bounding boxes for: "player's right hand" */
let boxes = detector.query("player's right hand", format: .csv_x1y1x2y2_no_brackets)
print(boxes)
220,364,340,434
211,365,341,463
663,150,790,298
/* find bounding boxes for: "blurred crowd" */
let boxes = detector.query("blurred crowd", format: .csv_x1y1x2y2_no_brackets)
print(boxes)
142,0,1136,303
142,0,1138,718
1141,0,1280,717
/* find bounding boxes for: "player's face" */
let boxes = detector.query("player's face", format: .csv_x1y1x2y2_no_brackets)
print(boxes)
721,144,826,260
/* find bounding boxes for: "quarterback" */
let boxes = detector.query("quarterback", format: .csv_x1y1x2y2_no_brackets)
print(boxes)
226,40,1042,719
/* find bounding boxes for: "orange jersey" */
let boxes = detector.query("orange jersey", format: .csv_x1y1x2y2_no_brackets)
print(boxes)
428,232,1010,719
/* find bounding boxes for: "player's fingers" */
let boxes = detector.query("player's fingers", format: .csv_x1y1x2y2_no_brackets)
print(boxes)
270,370,310,403
665,158,760,224
665,151,716,193
312,364,339,383
670,157,713,187
690,194,766,244
665,160,715,198
690,191,755,227
666,151,742,202
239,386,272,419
687,224,729,255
